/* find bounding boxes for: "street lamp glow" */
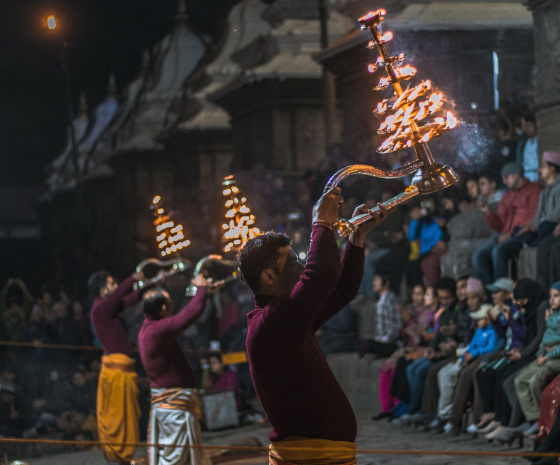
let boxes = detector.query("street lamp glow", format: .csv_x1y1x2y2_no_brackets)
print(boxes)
47,15,56,30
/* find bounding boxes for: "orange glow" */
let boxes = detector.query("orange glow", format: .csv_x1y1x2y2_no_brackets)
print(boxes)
47,15,56,30
368,64,377,74
376,100,388,114
381,31,393,42
152,195,161,204
374,77,391,91
446,112,458,129
397,65,416,80
360,11,376,21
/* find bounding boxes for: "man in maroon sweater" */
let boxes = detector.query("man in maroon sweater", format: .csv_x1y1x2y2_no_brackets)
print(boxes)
138,275,221,465
89,270,148,465
238,187,387,465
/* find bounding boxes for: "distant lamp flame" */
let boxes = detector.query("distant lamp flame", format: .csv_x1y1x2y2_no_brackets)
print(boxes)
47,15,56,30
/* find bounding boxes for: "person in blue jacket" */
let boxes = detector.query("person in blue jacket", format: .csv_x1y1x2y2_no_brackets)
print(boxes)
407,197,446,287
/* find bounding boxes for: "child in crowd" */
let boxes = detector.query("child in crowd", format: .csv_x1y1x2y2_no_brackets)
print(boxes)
514,281,560,437
475,277,519,431
443,303,504,435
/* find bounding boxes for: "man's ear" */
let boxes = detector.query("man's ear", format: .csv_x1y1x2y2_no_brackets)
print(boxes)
261,268,276,287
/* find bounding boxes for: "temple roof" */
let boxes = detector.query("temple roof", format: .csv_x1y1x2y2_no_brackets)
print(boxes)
317,1,533,61
171,0,272,134
113,3,206,151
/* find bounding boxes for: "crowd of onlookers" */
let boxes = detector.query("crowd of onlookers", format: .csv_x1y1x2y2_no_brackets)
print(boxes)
2,108,560,462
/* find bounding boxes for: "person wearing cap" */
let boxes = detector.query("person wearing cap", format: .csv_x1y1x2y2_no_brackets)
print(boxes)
522,150,560,289
486,277,515,327
474,277,519,431
443,302,504,435
472,161,541,286
514,281,560,436
516,150,560,239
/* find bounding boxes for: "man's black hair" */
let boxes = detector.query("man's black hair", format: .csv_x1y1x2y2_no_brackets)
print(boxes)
237,231,291,294
87,271,111,300
143,287,169,319
208,351,223,364
374,273,392,288
436,277,457,295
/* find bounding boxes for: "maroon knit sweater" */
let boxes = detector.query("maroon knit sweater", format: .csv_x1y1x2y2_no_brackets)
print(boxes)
246,225,364,442
90,277,143,357
138,287,207,388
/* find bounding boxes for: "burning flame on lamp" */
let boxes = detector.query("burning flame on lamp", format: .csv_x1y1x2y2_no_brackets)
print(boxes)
151,196,190,257
359,9,460,154
221,175,260,253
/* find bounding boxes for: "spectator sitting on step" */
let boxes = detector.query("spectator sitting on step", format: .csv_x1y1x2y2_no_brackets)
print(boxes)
513,281,560,439
373,284,434,420
478,173,505,211
411,277,485,431
520,151,560,290
472,162,541,286
442,302,504,436
517,150,560,240
358,273,402,360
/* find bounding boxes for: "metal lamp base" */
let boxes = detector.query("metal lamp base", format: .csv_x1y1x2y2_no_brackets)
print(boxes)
411,163,459,195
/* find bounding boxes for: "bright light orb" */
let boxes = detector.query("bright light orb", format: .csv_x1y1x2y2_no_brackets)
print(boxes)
47,15,56,30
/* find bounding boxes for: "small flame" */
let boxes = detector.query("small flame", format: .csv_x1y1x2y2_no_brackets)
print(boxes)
376,100,388,114
381,31,393,42
375,77,391,91
368,64,377,73
360,11,376,21
446,112,458,129
397,65,416,80
428,93,443,113
367,40,376,49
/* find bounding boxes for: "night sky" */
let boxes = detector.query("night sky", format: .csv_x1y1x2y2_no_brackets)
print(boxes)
0,0,235,187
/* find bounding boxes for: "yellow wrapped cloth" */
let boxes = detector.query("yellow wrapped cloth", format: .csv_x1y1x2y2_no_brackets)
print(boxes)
97,353,140,464
269,438,357,465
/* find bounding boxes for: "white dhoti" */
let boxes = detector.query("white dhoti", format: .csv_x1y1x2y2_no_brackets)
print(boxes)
149,387,208,465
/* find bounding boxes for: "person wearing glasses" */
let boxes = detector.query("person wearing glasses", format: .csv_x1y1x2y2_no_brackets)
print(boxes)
238,187,388,465
138,275,223,465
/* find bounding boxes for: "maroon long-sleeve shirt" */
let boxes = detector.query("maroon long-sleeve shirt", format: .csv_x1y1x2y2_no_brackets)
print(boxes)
138,287,207,388
246,225,364,443
484,180,541,235
90,277,144,357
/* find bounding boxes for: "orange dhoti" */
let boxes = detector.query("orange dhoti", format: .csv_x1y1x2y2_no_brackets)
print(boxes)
97,353,141,464
269,438,357,465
